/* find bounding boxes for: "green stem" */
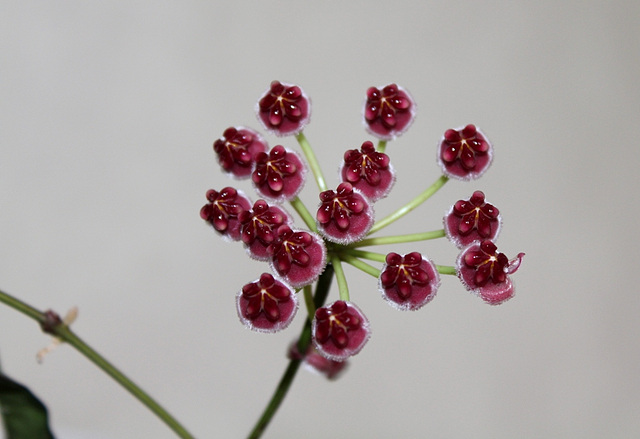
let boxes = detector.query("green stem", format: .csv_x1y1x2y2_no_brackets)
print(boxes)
349,229,446,248
368,175,449,235
339,254,381,278
58,327,195,438
330,254,349,302
342,248,386,263
377,140,387,153
247,265,334,439
0,289,195,439
302,285,315,320
436,265,457,276
295,132,327,192
289,196,317,232
0,289,44,323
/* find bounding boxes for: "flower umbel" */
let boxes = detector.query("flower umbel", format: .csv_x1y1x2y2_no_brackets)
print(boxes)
202,79,524,438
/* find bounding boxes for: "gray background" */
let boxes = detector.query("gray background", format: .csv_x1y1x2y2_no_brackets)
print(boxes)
1,1,638,438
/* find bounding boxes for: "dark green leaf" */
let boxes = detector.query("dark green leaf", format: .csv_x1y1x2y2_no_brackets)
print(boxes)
0,372,55,439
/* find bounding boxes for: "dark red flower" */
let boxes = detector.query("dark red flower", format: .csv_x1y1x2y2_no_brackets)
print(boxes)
312,300,371,361
252,145,306,202
363,84,415,140
288,341,348,380
213,126,268,179
199,187,251,241
267,225,327,288
457,240,524,305
444,191,501,249
239,200,291,261
316,182,373,244
379,252,440,311
236,273,297,332
340,141,395,201
257,80,311,136
437,124,492,180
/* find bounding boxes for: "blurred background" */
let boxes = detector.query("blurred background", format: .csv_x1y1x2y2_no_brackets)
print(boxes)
1,1,638,437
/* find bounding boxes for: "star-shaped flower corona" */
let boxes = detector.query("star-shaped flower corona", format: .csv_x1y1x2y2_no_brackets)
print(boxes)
267,225,326,288
316,182,373,244
312,300,371,361
444,190,501,249
236,273,298,333
239,199,292,261
379,252,440,311
340,141,395,201
437,124,493,180
257,80,311,136
363,83,415,140
213,126,268,179
200,187,251,241
456,240,525,305
252,145,306,202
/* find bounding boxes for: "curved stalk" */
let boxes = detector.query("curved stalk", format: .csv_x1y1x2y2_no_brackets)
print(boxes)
0,289,195,439
247,265,334,439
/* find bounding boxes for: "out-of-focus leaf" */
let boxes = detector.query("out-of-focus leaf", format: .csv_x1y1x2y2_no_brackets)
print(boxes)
0,371,55,439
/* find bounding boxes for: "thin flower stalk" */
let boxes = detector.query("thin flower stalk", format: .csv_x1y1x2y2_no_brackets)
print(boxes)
348,229,445,248
367,175,449,235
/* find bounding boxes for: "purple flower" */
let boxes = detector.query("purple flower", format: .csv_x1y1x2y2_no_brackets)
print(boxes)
257,80,311,136
340,141,395,201
312,300,371,361
444,191,501,248
252,145,306,202
363,84,416,140
456,240,524,305
237,273,298,332
213,126,268,179
379,252,440,311
200,187,251,241
437,124,492,180
316,182,373,244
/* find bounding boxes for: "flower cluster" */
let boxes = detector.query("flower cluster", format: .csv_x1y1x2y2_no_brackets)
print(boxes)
202,81,524,375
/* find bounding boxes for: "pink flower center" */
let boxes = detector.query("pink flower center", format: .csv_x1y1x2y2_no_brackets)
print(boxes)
239,200,286,246
200,187,246,232
317,183,366,231
343,141,390,186
364,84,411,129
314,301,362,349
253,146,298,193
380,252,430,300
441,124,490,171
453,191,500,237
258,81,304,126
241,273,291,322
463,240,509,287
268,226,313,275
213,127,253,170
